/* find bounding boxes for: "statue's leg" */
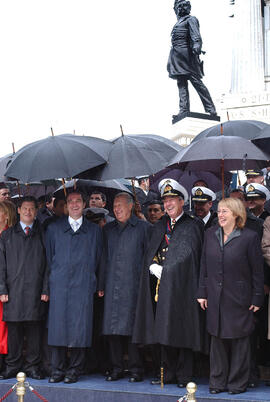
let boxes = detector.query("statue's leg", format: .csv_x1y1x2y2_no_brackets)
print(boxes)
189,75,217,115
177,76,190,114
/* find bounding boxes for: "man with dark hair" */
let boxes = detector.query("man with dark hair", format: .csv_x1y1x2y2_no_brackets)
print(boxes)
43,198,66,230
89,191,114,224
168,0,216,119
147,200,165,224
191,186,217,230
46,191,103,384
0,196,48,379
37,194,55,224
0,183,10,202
98,192,151,382
135,176,159,217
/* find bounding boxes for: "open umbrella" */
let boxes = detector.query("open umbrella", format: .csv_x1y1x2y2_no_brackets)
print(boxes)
5,134,112,182
77,134,183,181
252,125,270,153
150,167,232,194
192,120,269,142
168,136,270,198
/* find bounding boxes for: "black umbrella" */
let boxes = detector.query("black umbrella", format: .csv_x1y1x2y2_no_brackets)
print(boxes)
252,125,270,154
0,153,12,181
168,136,270,198
77,134,183,181
5,134,112,182
192,120,269,142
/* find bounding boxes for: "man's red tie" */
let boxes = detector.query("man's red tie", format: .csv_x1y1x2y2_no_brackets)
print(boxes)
25,226,30,235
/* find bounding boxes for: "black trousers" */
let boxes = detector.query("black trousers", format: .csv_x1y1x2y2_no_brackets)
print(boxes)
161,346,193,383
177,75,216,114
6,321,42,373
108,335,143,375
51,346,85,376
210,335,250,392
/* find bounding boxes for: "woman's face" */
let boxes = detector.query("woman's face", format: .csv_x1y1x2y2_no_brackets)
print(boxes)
217,206,236,228
0,209,7,226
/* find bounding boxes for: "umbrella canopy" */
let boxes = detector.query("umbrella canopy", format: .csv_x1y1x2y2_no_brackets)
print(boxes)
192,120,269,142
252,125,270,153
168,136,270,172
150,167,232,194
5,134,112,182
0,154,12,181
77,134,183,180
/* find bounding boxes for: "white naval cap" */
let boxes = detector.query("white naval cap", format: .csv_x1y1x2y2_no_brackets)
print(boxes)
158,178,188,203
191,186,216,202
245,183,270,201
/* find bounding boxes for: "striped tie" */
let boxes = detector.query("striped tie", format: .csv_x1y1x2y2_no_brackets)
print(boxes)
25,226,30,236
171,219,176,229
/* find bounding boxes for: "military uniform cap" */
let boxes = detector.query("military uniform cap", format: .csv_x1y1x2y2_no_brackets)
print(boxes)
245,169,264,177
136,175,149,180
191,186,216,202
245,183,270,201
83,207,109,217
158,178,188,203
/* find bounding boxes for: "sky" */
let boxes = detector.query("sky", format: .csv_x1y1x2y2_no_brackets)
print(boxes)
0,0,233,156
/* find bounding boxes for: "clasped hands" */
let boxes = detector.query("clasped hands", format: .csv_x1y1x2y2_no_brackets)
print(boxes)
0,294,49,302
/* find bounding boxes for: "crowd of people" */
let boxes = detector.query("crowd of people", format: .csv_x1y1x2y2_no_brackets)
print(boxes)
0,170,268,395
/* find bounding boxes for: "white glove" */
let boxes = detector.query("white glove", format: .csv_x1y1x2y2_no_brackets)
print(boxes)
149,263,163,280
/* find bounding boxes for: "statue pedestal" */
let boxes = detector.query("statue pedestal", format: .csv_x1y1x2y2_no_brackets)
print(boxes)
170,112,220,146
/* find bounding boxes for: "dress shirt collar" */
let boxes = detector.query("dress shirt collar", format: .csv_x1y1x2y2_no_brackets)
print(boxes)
170,211,184,226
68,216,83,231
203,211,211,225
20,221,34,231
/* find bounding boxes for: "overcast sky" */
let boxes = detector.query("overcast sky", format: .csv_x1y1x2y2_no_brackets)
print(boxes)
0,0,233,156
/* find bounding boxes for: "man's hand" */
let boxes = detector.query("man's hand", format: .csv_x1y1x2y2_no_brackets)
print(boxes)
0,295,8,303
249,305,260,313
149,264,163,280
98,291,104,298
41,295,49,302
197,298,207,310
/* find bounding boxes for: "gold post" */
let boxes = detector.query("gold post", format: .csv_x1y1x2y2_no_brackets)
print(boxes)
16,372,26,402
160,366,164,389
186,382,197,401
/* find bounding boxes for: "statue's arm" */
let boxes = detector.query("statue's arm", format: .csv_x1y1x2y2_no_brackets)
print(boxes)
188,16,202,55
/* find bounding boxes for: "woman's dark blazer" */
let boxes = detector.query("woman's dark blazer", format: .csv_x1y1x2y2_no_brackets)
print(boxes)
197,225,264,339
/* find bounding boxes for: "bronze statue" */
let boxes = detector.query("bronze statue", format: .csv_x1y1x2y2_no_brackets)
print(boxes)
168,0,217,121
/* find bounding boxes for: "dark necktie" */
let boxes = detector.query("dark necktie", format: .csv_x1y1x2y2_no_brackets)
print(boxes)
24,226,30,236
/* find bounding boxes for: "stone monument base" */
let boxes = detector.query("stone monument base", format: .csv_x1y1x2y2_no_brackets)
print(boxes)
172,111,220,124
170,112,221,146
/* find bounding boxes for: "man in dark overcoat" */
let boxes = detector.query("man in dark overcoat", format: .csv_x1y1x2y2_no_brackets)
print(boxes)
135,176,160,217
98,192,151,382
168,0,216,118
45,191,102,384
0,196,49,379
132,179,206,388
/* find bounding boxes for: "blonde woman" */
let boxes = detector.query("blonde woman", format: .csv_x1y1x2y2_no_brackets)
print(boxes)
197,198,264,395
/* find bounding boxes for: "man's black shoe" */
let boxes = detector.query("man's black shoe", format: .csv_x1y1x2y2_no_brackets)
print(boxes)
228,389,246,394
0,370,18,380
64,375,78,384
151,378,175,385
26,369,45,380
49,374,65,383
177,382,187,388
129,373,143,383
210,388,226,394
106,371,124,381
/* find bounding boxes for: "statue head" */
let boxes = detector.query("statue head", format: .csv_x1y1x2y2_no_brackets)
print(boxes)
174,0,191,18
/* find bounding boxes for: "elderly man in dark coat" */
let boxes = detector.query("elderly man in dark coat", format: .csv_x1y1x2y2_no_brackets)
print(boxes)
46,191,102,384
98,192,151,382
0,196,49,380
132,179,206,388
168,0,216,118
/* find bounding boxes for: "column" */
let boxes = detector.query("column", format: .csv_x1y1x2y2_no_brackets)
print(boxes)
230,0,265,93
264,0,270,89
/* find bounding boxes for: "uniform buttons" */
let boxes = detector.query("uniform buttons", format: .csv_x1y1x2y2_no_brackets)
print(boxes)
218,282,222,287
